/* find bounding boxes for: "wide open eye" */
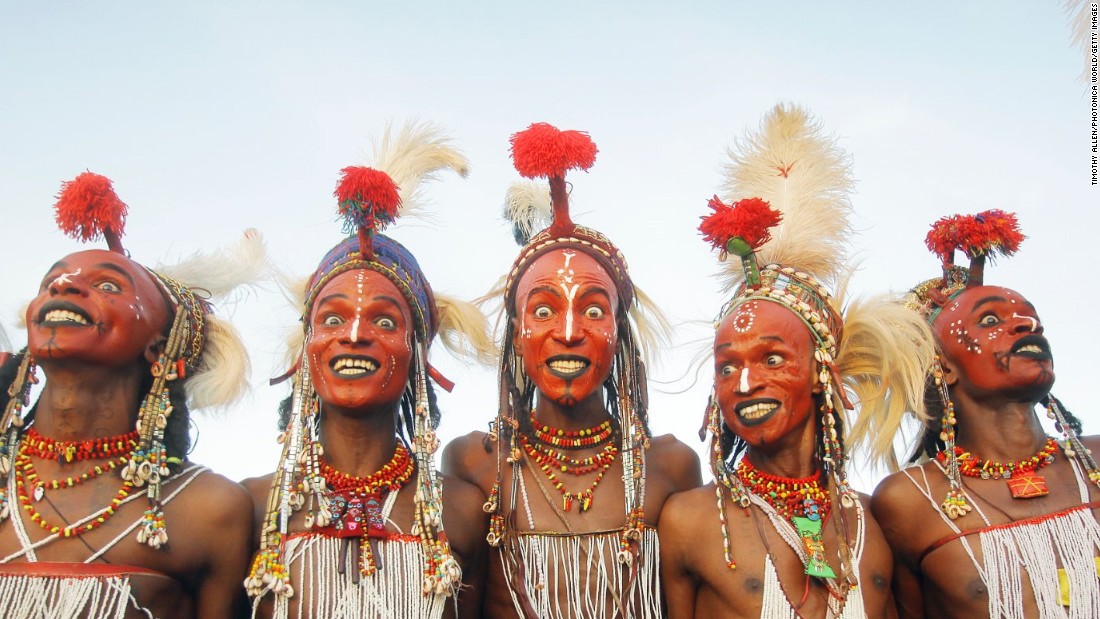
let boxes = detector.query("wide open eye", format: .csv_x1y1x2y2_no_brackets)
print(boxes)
764,354,784,367
978,314,1000,327
533,305,553,319
376,316,397,331
583,305,605,320
96,281,122,293
322,314,344,326
719,364,735,377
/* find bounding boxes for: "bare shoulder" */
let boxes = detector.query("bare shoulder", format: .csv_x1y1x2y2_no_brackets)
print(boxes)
174,466,253,519
871,463,930,522
441,431,496,485
1078,433,1100,453
440,473,488,550
659,482,717,532
647,433,703,490
240,472,275,506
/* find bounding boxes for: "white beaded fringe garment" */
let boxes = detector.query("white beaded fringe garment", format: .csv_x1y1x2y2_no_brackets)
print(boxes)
265,535,447,619
503,528,662,619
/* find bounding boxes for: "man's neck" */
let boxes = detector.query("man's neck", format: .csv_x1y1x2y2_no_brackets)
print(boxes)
319,404,402,478
532,390,611,432
953,393,1048,461
32,362,145,440
744,412,819,479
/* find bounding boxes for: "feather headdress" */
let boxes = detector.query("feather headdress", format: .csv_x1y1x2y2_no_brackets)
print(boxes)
716,104,854,295
700,103,933,480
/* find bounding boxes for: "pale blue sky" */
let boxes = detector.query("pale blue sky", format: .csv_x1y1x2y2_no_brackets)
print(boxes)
1,2,1095,485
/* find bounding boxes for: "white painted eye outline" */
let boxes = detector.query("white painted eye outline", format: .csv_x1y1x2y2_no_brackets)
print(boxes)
719,364,736,377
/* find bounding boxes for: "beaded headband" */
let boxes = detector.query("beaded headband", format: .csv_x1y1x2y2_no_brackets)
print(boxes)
305,234,437,343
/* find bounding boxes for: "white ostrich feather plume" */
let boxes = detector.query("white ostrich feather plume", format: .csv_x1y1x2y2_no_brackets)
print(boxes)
372,120,470,218
502,180,552,245
719,103,854,293
154,228,269,300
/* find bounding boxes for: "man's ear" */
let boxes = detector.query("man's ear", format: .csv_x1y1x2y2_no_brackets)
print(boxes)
511,315,525,357
939,356,959,387
144,335,167,366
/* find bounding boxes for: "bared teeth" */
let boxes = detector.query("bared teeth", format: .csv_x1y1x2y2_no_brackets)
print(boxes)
548,359,588,372
43,310,89,325
739,402,778,420
332,358,378,375
1017,344,1043,354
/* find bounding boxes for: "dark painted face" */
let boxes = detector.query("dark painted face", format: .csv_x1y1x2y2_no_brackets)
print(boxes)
27,249,169,367
307,269,414,411
713,300,819,449
513,249,619,407
933,285,1054,402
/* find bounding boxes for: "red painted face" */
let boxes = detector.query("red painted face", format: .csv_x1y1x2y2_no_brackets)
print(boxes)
933,285,1054,401
513,249,619,407
713,300,819,449
307,269,414,412
26,249,169,367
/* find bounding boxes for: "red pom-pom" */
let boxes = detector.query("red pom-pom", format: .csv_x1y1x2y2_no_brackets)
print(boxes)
510,123,598,179
924,214,969,264
699,196,782,252
334,166,401,233
962,209,1024,258
54,172,128,244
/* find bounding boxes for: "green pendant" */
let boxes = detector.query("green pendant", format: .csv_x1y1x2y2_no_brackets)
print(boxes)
792,515,836,579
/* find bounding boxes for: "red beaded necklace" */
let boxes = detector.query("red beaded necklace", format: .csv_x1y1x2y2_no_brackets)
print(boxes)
14,446,134,537
21,426,139,463
317,443,415,494
735,456,831,522
939,436,1058,499
521,434,617,513
530,411,613,449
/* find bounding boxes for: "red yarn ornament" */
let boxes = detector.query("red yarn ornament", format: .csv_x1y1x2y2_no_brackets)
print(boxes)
961,209,1024,259
699,196,782,252
509,123,598,179
334,166,401,231
54,172,128,253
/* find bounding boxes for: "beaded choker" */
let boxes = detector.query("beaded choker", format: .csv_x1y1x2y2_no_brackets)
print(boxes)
530,411,613,449
21,427,139,463
735,456,830,522
316,443,415,495
734,456,835,579
939,436,1058,499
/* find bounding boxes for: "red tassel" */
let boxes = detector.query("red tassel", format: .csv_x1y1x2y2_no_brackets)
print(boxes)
963,209,1024,258
54,172,128,252
334,166,402,232
698,196,782,252
510,123,598,180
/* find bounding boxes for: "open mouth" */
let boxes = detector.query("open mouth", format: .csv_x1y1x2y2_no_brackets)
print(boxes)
734,398,780,427
546,355,590,379
1011,335,1052,361
330,355,380,377
37,301,92,327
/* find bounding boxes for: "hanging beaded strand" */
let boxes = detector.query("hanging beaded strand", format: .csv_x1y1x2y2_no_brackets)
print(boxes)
931,357,972,520
0,354,38,524
1046,396,1100,489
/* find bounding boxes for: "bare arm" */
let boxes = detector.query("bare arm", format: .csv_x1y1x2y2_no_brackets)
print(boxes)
441,475,489,619
871,474,925,619
658,492,699,619
193,479,255,619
